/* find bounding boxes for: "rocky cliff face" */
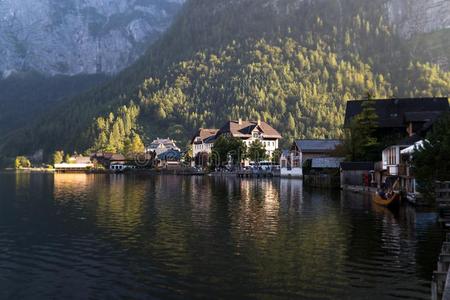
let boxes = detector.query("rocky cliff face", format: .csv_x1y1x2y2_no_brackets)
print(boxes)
0,0,184,77
387,0,450,38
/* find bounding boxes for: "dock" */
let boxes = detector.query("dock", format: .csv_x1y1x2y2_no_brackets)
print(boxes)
236,170,276,178
432,234,450,300
432,181,450,300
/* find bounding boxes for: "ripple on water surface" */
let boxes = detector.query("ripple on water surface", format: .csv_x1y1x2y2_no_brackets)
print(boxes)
0,173,444,299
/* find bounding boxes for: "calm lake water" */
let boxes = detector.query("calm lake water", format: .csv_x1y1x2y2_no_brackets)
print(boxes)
0,172,444,299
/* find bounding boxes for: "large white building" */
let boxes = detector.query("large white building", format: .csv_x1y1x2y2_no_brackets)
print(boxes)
190,119,282,162
216,119,282,159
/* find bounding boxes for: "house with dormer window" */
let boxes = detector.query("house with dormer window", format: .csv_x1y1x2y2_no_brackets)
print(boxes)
216,119,282,159
190,119,282,167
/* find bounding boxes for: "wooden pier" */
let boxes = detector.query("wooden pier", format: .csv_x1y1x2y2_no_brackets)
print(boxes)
432,182,450,300
432,234,450,300
236,170,275,178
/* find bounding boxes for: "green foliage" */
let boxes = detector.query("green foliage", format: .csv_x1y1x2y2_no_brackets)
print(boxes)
15,156,31,169
344,100,379,161
0,72,106,139
271,148,282,164
413,114,450,197
212,135,247,166
247,140,268,162
52,151,64,165
125,132,145,155
88,103,144,154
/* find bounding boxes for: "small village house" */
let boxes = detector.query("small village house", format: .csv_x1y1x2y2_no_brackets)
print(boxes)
157,149,183,169
146,138,180,156
90,153,155,171
340,162,375,192
279,150,302,178
303,157,344,188
293,139,342,163
191,128,218,158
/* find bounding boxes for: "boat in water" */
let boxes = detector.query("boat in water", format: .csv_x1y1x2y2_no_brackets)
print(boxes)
373,192,401,208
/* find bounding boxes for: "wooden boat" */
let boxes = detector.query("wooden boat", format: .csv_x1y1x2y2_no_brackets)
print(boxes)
373,192,401,208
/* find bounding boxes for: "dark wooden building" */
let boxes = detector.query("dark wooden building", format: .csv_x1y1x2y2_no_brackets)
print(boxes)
344,97,449,137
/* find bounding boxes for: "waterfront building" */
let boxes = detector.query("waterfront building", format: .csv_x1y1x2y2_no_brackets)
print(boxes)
91,153,126,168
400,139,425,204
216,119,282,159
191,119,282,167
279,150,303,178
157,149,183,169
344,97,449,138
191,128,218,158
293,139,342,163
340,162,375,192
54,155,94,172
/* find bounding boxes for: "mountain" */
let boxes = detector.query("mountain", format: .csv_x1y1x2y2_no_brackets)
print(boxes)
0,0,184,143
0,0,184,76
1,0,450,159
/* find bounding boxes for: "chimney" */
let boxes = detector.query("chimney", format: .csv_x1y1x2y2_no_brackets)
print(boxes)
257,119,261,126
238,118,242,125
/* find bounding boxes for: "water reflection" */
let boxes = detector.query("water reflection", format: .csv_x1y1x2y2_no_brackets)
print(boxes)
0,173,444,299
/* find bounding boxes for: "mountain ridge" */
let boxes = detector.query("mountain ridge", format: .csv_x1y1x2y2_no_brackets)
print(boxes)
1,0,449,159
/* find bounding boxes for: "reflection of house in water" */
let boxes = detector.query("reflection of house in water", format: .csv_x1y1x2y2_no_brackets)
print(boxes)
279,179,303,211
53,173,94,199
225,179,281,236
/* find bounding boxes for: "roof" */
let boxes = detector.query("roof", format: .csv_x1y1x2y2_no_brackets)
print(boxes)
73,156,92,164
344,98,449,128
401,140,425,155
149,138,179,148
340,162,374,171
157,149,182,161
395,134,423,147
312,157,344,169
218,120,282,139
294,139,342,153
191,128,218,144
91,153,125,161
281,150,290,157
110,154,126,161
54,163,94,169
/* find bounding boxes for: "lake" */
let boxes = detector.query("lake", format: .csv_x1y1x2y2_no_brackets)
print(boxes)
0,172,444,299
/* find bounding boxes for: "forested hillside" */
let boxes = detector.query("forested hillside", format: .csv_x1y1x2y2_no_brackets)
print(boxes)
0,73,107,139
1,0,450,158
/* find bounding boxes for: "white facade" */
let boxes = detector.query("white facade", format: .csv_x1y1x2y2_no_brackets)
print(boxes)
192,138,215,158
382,145,409,176
280,151,303,178
242,128,279,159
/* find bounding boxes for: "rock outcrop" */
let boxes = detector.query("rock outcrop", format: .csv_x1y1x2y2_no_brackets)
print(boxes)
0,0,184,77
